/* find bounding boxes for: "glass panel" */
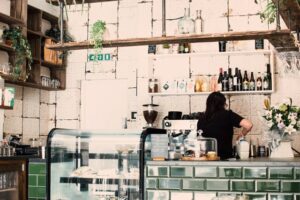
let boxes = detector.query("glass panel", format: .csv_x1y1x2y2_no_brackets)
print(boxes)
48,129,143,200
0,171,18,200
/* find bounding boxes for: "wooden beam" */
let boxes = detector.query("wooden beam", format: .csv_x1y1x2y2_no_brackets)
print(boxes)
271,0,300,31
46,0,117,6
46,29,297,51
0,12,24,26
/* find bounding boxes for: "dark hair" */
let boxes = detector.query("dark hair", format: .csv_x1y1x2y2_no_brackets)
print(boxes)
204,92,226,121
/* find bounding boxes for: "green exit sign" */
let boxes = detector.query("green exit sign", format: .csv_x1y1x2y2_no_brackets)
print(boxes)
88,53,111,61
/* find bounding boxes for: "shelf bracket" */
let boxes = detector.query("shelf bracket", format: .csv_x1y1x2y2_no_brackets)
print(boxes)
59,1,64,44
162,0,166,37
276,0,281,31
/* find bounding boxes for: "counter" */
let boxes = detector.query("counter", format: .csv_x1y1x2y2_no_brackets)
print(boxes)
145,158,300,200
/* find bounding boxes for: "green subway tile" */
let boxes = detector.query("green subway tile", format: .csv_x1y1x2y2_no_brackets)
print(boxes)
146,178,157,189
219,167,242,179
206,179,229,191
195,167,217,178
244,167,267,179
38,175,46,187
282,181,300,192
218,192,241,197
28,186,46,198
182,179,205,190
194,192,216,200
231,180,255,192
296,168,300,179
170,166,193,177
257,181,280,192
147,190,169,200
170,191,193,200
29,175,37,186
269,167,293,179
269,194,294,200
147,166,169,177
29,163,46,175
243,193,267,200
296,195,300,200
158,178,181,190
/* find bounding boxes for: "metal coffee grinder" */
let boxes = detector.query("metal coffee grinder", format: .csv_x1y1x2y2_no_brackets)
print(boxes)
143,104,158,127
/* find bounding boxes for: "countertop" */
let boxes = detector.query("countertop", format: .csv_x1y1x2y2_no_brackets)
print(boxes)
0,155,40,161
147,157,300,167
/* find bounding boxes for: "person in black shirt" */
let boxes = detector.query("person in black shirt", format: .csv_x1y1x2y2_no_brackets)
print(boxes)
197,92,253,159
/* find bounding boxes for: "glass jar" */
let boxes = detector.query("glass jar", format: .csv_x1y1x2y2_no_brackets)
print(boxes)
148,78,158,93
178,8,195,35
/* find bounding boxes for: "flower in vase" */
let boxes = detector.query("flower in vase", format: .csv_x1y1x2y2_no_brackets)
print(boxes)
285,125,296,135
262,98,300,138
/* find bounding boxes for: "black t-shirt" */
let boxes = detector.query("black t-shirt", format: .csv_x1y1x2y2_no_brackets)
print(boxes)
197,109,243,159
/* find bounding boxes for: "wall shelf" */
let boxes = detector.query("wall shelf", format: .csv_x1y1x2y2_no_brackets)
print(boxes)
149,90,273,97
47,0,117,6
271,0,300,31
41,60,65,69
0,12,24,26
45,29,297,51
0,106,13,110
0,73,64,91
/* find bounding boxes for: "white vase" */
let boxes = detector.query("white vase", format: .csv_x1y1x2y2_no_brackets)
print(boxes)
270,140,294,158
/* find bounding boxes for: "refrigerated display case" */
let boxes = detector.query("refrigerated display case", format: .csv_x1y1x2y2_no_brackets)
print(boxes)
0,157,27,200
46,128,166,200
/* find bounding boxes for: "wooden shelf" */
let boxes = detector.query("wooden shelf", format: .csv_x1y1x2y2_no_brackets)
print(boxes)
0,12,24,26
46,29,296,51
0,43,14,52
0,105,13,110
47,0,117,6
0,188,17,192
27,29,59,42
271,0,300,31
41,60,64,69
0,73,64,91
149,90,274,97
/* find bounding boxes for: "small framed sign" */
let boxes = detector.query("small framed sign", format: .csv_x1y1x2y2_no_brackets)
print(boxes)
88,53,112,61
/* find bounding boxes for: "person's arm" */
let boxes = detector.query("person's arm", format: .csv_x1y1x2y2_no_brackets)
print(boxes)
237,119,253,139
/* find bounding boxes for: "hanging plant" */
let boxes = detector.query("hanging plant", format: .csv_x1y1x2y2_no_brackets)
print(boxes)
90,20,106,53
2,27,32,80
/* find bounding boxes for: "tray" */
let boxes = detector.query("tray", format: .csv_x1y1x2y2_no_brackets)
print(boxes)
181,156,220,161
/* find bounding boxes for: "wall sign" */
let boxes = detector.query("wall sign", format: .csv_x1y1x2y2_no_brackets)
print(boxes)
88,53,112,61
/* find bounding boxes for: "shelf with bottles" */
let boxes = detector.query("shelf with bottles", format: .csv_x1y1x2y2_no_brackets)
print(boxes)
148,49,275,96
0,188,17,193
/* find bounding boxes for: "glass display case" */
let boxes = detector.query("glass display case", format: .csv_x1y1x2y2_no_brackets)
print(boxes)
47,129,144,200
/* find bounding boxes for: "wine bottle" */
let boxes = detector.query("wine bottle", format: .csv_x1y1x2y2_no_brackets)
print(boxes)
195,10,203,34
233,67,238,91
266,64,272,90
263,72,269,90
222,71,229,91
237,69,243,91
217,68,223,91
256,72,262,91
183,43,190,53
228,68,234,91
249,72,255,91
178,43,184,53
242,70,249,91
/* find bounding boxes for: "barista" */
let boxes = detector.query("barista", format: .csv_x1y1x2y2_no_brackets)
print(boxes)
197,92,253,159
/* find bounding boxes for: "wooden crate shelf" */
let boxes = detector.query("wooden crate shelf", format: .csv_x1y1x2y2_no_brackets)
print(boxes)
45,29,297,51
0,43,14,52
0,12,24,26
41,60,64,69
271,0,300,31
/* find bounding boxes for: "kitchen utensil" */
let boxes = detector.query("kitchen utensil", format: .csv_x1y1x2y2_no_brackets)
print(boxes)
143,104,159,127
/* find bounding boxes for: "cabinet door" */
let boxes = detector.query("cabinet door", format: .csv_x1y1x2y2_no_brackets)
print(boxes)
0,159,27,200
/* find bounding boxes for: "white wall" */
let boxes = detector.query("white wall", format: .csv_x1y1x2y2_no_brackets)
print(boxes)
1,0,300,150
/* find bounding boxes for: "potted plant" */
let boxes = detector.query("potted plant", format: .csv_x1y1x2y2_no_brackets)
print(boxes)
2,27,32,80
90,20,106,53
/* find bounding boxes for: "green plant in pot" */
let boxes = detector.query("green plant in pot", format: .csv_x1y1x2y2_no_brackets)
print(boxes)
90,20,106,53
2,27,32,80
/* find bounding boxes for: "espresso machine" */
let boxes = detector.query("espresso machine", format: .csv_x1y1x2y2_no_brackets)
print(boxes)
163,119,198,159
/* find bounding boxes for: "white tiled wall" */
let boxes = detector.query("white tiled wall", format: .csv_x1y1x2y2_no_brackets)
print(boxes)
1,1,299,149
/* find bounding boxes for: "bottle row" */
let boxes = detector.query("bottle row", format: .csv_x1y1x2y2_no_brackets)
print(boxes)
217,64,272,92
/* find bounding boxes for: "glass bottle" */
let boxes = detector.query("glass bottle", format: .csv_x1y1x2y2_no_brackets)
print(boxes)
228,68,234,91
249,72,255,91
233,67,238,91
178,8,195,35
195,10,203,34
242,70,249,91
217,68,223,91
222,71,229,91
237,69,243,91
263,72,269,90
256,72,262,91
